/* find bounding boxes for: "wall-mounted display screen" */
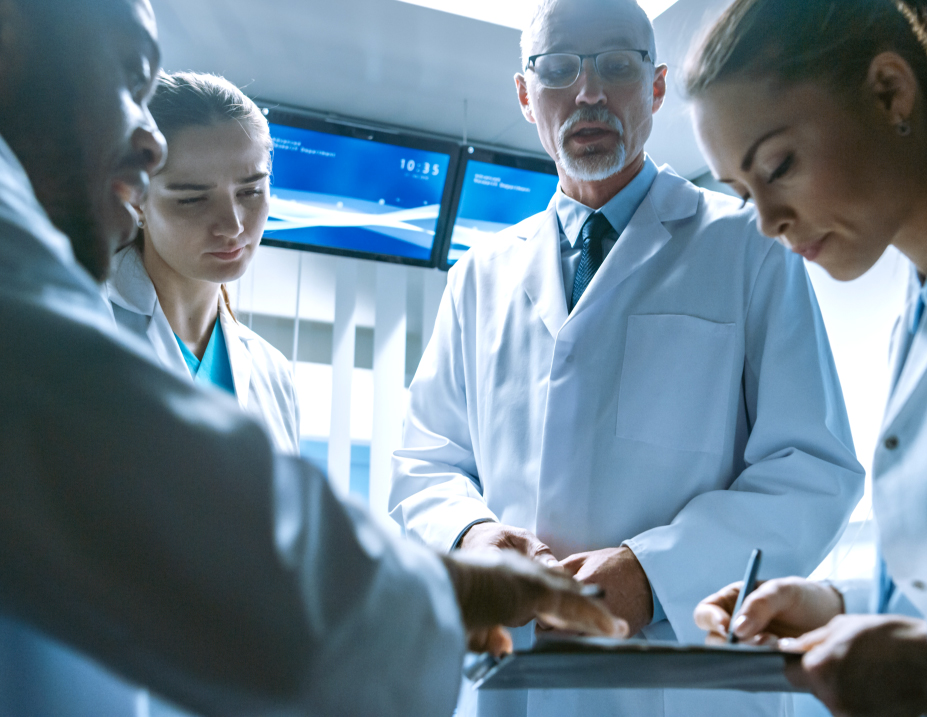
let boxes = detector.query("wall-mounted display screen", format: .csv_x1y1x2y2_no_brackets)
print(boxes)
441,147,559,269
262,109,459,266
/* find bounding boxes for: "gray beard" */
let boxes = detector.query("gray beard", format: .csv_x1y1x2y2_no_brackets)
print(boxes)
557,107,626,182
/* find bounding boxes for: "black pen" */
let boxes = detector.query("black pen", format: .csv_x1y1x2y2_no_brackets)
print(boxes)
728,548,762,644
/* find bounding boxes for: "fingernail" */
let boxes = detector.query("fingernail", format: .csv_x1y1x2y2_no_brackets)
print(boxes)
778,638,799,652
580,584,605,599
544,556,559,568
732,614,751,636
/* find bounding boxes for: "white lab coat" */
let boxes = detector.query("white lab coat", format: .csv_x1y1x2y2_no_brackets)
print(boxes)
0,132,465,716
391,165,864,717
107,245,300,455
858,268,927,616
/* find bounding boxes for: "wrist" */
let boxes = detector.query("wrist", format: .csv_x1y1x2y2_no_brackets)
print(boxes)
457,519,496,550
821,580,847,616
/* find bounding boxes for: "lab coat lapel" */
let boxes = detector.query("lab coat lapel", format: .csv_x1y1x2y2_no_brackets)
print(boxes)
219,301,253,411
883,281,927,431
146,302,189,378
568,167,699,316
107,247,189,378
520,205,569,338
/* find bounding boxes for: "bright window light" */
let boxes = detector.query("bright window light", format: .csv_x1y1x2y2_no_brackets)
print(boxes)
395,0,681,28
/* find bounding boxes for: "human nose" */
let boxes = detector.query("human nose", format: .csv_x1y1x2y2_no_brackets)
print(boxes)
753,194,794,242
574,58,607,106
213,196,245,239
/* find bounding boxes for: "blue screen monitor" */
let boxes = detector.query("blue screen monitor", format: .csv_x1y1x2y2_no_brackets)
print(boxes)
261,108,459,267
440,146,559,269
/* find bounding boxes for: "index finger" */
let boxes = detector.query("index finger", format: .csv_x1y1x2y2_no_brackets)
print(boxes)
535,586,628,638
694,582,744,635
731,580,798,641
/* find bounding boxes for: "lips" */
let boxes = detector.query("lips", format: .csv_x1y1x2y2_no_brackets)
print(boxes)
569,123,616,141
209,246,246,261
789,235,828,262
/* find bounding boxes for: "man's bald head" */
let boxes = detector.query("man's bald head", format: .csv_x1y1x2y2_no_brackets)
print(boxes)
520,0,657,68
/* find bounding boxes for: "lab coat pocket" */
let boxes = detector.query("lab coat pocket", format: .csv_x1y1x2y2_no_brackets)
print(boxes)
616,314,736,454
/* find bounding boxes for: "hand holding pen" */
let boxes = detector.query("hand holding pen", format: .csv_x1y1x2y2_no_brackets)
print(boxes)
694,555,845,646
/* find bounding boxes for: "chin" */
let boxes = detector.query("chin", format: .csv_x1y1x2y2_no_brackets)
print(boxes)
817,255,872,283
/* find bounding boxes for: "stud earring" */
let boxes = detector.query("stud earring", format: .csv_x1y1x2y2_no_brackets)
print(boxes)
897,120,912,137
137,218,145,229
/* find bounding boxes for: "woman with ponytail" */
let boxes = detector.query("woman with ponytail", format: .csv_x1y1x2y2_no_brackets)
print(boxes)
685,1,927,713
107,71,300,454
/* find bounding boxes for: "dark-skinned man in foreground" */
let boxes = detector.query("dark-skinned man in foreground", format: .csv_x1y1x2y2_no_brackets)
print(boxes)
0,1,624,714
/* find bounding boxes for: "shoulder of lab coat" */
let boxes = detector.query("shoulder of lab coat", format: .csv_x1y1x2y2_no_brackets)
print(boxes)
107,246,300,454
0,212,465,716
390,164,863,648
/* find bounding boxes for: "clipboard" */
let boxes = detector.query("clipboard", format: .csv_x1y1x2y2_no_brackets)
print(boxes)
465,636,809,693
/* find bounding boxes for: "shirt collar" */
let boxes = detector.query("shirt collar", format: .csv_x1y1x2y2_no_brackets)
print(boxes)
554,154,659,247
0,131,76,266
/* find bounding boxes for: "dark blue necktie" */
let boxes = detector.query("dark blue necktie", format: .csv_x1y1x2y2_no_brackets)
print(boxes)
570,212,613,312
914,293,926,334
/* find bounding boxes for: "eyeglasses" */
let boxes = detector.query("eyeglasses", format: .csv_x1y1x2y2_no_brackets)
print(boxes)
525,50,652,89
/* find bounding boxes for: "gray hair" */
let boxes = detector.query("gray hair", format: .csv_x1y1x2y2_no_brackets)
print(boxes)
519,0,658,70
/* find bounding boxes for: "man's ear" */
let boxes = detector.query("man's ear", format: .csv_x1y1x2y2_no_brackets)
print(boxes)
866,51,918,128
515,73,536,124
651,64,668,114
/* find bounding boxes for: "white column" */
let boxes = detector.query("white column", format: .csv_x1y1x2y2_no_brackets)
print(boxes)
369,262,407,526
422,268,447,352
327,257,358,497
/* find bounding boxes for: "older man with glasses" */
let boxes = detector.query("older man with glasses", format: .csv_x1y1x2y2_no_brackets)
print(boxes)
390,0,865,716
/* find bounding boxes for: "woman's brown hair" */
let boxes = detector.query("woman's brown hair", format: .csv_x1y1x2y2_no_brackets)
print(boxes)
685,0,927,102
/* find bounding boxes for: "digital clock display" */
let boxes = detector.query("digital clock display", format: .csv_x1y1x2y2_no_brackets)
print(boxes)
400,158,441,176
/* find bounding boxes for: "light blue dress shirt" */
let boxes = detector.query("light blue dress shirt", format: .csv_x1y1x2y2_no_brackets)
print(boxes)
175,319,236,396
554,155,659,300
553,155,666,625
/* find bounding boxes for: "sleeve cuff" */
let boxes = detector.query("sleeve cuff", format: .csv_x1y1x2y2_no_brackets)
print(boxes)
451,518,496,550
650,582,666,624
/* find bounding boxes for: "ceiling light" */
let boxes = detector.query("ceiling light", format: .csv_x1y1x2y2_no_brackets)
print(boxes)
395,0,681,28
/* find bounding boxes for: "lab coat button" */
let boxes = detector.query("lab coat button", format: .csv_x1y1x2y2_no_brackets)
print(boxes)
884,436,899,450
914,580,926,591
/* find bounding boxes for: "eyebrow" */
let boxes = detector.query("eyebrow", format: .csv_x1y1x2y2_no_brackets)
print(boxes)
740,127,788,173
165,172,269,192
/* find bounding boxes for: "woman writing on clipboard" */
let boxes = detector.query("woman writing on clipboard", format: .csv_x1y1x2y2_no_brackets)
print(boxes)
107,71,300,454
685,1,927,714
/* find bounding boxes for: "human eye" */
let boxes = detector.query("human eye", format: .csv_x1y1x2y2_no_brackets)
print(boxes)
766,154,794,184
177,196,206,206
240,187,265,199
125,55,154,103
536,55,578,84
599,52,637,81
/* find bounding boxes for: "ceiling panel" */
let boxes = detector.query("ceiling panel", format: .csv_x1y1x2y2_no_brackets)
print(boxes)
151,0,733,175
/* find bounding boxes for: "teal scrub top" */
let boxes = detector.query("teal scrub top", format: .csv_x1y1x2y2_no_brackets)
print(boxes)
175,320,236,396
